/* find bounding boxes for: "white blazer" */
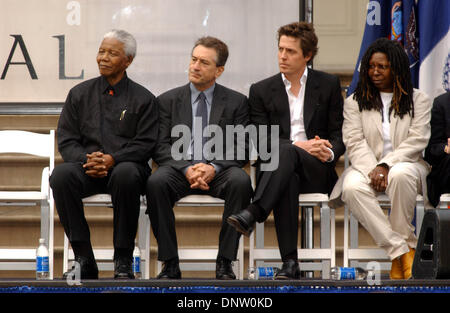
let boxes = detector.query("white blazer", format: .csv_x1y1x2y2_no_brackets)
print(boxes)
330,89,432,208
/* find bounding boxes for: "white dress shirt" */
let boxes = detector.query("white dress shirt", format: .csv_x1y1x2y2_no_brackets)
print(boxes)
282,69,308,143
282,68,334,162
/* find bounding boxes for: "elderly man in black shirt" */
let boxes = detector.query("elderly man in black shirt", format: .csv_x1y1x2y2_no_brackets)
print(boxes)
50,29,158,279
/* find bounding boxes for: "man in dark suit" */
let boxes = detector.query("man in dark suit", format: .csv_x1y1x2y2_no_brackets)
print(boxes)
146,36,252,280
425,91,450,207
228,22,345,279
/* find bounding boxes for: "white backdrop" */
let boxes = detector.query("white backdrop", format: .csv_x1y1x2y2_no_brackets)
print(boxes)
0,0,299,102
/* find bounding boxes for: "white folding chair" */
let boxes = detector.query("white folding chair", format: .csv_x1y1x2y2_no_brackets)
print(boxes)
343,193,425,270
63,194,150,278
248,193,335,279
0,130,55,278
156,194,245,279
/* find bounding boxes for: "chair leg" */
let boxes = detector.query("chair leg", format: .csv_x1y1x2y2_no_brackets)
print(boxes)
138,204,150,279
255,221,265,268
349,210,359,267
415,202,425,237
237,236,244,279
320,205,331,279
63,234,70,275
249,230,255,276
343,206,349,267
49,198,55,279
41,198,54,279
301,206,314,278
330,207,335,268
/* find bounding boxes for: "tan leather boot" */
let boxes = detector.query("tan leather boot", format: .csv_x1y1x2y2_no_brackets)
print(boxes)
400,248,415,279
390,257,403,279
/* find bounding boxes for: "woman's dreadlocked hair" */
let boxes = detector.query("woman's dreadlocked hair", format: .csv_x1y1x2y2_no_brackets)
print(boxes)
353,37,414,120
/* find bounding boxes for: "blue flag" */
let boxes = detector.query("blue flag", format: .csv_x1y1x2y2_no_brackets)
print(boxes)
347,0,420,97
417,0,450,100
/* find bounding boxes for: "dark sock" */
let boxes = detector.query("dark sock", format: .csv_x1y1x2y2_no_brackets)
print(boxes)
246,203,263,221
71,241,95,260
163,256,179,265
114,248,133,260
216,256,232,263
282,251,298,263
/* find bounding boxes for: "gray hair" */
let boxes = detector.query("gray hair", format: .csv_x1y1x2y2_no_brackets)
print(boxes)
103,29,137,58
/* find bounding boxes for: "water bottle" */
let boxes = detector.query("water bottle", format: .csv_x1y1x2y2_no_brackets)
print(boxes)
36,238,50,280
330,267,368,280
132,241,142,279
248,267,279,280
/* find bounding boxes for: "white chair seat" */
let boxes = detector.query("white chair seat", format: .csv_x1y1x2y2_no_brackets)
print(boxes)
82,194,114,203
176,195,225,205
298,193,329,203
0,191,47,201
0,249,37,260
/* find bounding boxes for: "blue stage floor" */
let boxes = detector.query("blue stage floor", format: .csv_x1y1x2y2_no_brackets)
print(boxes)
0,278,449,293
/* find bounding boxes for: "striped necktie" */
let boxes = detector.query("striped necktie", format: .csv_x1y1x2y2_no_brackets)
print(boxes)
193,92,208,163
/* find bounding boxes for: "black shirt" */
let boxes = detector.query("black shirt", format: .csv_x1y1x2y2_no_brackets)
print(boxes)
57,73,158,166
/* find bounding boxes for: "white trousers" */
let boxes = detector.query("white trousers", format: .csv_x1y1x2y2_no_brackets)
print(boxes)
341,162,424,260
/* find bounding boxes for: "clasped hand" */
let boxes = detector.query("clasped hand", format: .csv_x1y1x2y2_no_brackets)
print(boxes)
444,138,450,154
294,135,332,162
83,151,115,178
185,163,216,191
368,165,389,192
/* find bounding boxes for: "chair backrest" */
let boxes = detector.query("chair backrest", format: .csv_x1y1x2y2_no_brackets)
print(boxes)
0,130,55,172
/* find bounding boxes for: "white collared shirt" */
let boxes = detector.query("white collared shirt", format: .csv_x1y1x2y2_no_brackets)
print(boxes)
282,69,308,143
281,68,334,162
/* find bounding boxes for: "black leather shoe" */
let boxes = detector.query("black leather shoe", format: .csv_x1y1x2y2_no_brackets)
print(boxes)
114,256,134,279
275,259,300,280
227,209,255,237
216,258,236,280
63,256,99,280
157,258,181,279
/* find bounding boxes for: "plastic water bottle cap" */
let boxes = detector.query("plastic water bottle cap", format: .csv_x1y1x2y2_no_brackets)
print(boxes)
39,238,45,244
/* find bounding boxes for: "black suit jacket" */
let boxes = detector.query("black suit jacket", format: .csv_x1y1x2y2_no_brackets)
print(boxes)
425,92,450,207
154,83,249,171
425,92,450,166
249,70,345,193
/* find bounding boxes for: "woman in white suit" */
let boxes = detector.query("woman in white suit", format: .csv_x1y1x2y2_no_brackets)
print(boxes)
330,38,431,279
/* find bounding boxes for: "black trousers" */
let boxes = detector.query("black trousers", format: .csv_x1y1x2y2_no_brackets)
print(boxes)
50,162,149,257
253,143,330,261
146,165,253,262
427,154,450,207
